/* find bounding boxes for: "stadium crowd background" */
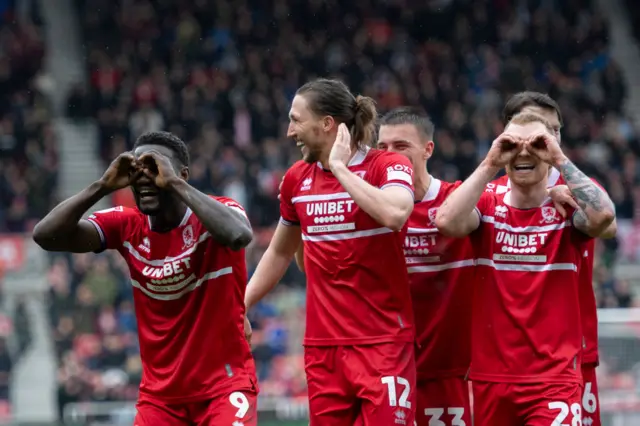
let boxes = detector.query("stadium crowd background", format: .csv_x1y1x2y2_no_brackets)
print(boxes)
0,0,639,422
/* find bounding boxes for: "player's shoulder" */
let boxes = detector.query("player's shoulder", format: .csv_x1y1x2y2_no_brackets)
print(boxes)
486,174,509,194
88,205,143,222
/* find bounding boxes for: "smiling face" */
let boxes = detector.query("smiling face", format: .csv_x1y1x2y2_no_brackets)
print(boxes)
132,144,183,215
503,121,551,187
286,94,330,164
376,123,433,171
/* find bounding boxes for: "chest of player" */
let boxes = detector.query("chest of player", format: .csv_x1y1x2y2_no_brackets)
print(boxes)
122,223,219,283
404,205,463,263
291,169,382,235
478,204,580,266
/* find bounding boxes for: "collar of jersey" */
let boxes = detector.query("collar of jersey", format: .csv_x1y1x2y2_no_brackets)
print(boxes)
317,146,371,171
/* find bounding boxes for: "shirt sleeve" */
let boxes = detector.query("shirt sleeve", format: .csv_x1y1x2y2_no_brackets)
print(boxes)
279,169,299,226
86,206,128,252
211,195,249,219
373,152,415,197
474,192,495,225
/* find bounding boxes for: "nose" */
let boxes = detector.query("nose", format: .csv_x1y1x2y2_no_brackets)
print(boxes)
287,122,295,138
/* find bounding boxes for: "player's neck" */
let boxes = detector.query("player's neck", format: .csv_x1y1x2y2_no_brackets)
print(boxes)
413,169,431,201
508,180,548,209
148,202,188,232
320,142,361,170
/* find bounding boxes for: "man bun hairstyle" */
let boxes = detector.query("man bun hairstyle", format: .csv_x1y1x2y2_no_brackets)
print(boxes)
297,78,377,150
133,131,190,166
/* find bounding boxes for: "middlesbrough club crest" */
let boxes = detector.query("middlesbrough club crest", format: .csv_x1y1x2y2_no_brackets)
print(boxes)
540,206,559,224
428,208,438,226
182,225,195,249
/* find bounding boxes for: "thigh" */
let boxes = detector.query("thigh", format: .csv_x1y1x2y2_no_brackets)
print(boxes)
520,382,582,426
416,378,471,426
582,364,601,426
194,390,258,426
134,400,190,426
350,342,417,426
305,346,358,426
472,381,517,426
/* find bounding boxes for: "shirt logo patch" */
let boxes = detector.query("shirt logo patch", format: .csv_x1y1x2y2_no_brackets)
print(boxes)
182,225,195,249
301,177,312,191
428,208,438,226
540,206,559,224
138,237,150,254
495,205,508,219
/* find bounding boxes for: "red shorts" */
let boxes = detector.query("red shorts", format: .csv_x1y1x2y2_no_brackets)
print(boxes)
134,390,258,426
416,377,471,426
305,342,416,426
473,381,582,426
582,364,601,426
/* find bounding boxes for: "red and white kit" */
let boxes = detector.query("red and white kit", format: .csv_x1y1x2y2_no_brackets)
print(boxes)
471,189,591,426
280,147,417,426
88,197,258,426
490,170,602,425
405,178,473,426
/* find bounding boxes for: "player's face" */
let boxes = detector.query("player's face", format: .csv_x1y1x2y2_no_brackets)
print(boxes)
519,105,562,142
377,124,433,171
287,95,325,164
504,121,551,187
132,144,179,215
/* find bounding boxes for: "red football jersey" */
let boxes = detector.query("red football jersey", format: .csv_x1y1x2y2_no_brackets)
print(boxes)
280,147,415,346
470,191,591,383
489,170,599,365
405,178,475,381
87,197,257,403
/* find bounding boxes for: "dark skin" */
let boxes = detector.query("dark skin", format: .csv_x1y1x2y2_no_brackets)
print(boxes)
33,144,253,252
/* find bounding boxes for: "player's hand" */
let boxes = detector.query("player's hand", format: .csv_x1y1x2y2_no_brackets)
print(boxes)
244,315,252,345
548,185,579,218
277,175,284,201
484,133,523,168
139,150,181,189
328,123,352,171
525,132,565,166
99,152,142,191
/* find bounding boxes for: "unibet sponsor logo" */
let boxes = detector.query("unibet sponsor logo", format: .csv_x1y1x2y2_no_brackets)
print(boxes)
305,200,356,233
305,200,355,216
142,257,192,279
495,232,548,262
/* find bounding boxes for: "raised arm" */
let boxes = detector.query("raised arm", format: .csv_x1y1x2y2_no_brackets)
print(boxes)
245,222,302,308
329,124,414,231
33,153,139,253
436,134,521,237
526,135,616,237
139,151,253,250
435,164,497,237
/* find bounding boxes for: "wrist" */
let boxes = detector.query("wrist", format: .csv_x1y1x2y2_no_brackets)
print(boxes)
552,155,569,168
329,161,348,175
165,177,186,192
93,180,115,196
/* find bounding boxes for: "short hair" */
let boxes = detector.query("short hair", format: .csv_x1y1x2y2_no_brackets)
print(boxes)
133,131,190,166
379,106,435,140
507,112,555,133
296,78,377,150
503,91,563,126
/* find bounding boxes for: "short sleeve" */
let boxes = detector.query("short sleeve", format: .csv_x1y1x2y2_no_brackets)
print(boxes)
86,206,128,251
211,195,248,219
372,152,414,196
475,192,495,223
279,169,299,226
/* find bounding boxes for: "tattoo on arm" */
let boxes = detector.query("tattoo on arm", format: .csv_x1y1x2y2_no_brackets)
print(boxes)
557,160,611,212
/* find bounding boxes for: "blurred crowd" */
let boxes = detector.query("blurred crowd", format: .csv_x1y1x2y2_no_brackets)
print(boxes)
35,0,640,415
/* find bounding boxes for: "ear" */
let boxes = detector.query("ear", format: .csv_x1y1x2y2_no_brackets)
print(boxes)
424,140,435,161
180,166,189,181
322,115,336,133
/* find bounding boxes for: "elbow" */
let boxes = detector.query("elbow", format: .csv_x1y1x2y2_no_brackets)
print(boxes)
32,222,50,249
229,227,253,251
435,212,464,238
383,205,413,232
592,210,616,237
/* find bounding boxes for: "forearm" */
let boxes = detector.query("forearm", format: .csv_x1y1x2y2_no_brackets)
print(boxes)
33,181,110,241
169,179,252,250
331,164,412,230
245,249,293,308
555,157,615,233
436,162,497,236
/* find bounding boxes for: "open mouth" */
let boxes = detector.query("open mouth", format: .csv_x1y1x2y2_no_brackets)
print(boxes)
138,188,158,200
514,164,535,171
